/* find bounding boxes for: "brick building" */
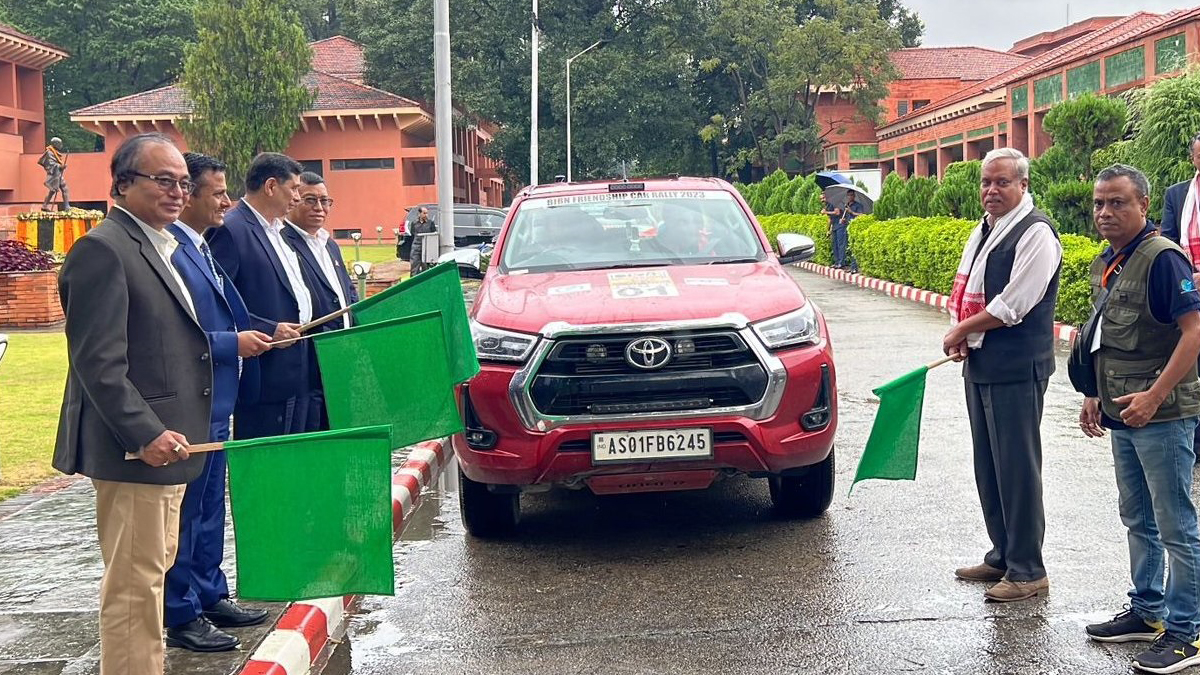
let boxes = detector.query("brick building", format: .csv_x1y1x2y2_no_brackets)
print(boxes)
0,36,505,237
820,7,1200,180
0,23,67,220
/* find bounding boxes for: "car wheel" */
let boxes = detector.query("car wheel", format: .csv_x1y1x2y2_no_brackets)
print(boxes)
459,466,520,537
768,447,835,519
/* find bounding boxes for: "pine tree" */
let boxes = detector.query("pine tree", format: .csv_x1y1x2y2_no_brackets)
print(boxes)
179,0,313,194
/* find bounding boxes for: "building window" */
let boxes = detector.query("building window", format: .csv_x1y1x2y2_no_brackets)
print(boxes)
1156,34,1186,75
299,160,323,176
897,100,909,117
330,158,396,170
1106,46,1146,89
911,100,930,111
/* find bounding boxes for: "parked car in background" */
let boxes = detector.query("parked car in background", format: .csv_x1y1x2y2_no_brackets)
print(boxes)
454,177,834,537
396,203,507,260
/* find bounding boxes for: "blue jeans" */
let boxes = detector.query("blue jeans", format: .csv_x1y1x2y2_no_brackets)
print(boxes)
831,227,848,267
1112,417,1200,637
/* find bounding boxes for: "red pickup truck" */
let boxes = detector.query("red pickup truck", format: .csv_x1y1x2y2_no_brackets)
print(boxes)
455,177,836,536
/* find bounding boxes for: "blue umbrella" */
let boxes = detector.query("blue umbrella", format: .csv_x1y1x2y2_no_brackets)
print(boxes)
814,171,851,189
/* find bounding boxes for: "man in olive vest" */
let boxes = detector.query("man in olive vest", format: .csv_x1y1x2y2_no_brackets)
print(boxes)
1079,164,1200,675
942,147,1062,603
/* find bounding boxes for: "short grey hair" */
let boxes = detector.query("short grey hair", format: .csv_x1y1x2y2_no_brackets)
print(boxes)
982,147,1030,181
1095,163,1151,199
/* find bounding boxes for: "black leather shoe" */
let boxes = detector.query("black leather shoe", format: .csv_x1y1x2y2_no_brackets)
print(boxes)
165,618,239,652
203,598,270,628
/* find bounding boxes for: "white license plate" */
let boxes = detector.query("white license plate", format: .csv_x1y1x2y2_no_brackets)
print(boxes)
591,428,714,464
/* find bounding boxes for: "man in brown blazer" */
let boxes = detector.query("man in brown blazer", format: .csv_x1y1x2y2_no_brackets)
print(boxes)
54,132,213,675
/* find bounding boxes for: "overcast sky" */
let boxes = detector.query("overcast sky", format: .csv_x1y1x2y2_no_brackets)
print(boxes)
904,0,1194,50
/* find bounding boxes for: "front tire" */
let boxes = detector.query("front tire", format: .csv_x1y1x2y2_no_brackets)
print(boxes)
459,467,520,537
769,447,835,518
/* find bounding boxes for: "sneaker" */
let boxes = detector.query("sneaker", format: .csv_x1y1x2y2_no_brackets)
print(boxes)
1087,608,1164,643
1134,633,1200,674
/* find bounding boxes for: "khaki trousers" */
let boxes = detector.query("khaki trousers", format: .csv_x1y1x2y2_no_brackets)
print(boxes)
93,479,186,675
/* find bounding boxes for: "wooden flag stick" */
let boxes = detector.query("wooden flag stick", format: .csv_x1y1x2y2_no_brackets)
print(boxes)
298,305,352,333
124,441,226,461
271,333,319,348
925,354,958,370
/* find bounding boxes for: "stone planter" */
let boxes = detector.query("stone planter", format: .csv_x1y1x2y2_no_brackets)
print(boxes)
0,269,63,328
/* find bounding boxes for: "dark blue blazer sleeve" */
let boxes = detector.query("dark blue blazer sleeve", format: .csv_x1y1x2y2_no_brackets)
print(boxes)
1162,182,1188,244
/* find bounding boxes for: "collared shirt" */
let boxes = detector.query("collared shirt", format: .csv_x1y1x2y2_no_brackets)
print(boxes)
289,222,350,329
115,205,196,321
174,219,244,377
981,212,1063,327
242,199,313,324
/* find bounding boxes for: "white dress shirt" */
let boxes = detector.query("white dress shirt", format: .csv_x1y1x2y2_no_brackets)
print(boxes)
982,220,1063,327
242,199,313,324
115,205,196,321
289,222,350,329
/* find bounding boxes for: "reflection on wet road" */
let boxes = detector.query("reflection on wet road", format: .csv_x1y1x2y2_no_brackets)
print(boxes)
326,269,1196,674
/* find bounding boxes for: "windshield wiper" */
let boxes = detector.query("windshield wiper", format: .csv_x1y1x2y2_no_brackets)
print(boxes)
579,260,682,271
705,257,761,265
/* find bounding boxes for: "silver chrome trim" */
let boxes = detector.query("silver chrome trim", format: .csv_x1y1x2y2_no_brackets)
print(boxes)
508,319,788,431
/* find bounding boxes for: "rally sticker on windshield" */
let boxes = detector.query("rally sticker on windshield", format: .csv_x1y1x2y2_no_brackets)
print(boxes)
608,270,679,298
542,190,715,208
548,283,592,296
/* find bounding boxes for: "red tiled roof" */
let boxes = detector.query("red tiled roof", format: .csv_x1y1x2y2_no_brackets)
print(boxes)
883,10,1186,128
0,21,68,54
891,47,1029,81
310,35,365,83
72,71,422,118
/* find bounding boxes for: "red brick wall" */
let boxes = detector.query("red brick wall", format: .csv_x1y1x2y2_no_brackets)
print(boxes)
0,269,63,327
883,79,972,123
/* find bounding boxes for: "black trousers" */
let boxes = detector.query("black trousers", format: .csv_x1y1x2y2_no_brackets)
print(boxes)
964,378,1049,581
232,397,308,440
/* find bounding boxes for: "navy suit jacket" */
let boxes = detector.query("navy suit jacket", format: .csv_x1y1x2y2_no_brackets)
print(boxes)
206,200,308,403
168,224,260,423
1162,180,1190,244
281,224,358,387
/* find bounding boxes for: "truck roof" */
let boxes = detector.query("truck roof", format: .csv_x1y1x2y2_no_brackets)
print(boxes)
517,176,731,199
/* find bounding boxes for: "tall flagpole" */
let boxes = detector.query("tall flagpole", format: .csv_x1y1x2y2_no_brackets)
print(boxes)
530,0,539,187
434,0,453,256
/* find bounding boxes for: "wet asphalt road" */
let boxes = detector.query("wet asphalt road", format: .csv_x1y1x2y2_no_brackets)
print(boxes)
328,268,1186,675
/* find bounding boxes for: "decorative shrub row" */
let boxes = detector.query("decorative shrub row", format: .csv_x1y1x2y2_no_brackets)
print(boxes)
761,213,1104,326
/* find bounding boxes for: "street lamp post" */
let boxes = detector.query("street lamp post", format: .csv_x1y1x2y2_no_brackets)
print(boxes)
566,39,605,184
350,231,362,263
530,0,540,187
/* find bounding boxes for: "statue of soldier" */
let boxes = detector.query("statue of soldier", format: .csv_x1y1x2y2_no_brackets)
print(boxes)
39,137,70,211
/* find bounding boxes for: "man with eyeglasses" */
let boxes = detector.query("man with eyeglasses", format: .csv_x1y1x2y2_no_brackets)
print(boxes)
282,171,357,430
53,132,209,675
207,152,313,438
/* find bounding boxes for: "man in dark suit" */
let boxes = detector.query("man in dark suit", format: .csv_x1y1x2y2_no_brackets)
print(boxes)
1159,133,1200,245
282,171,358,430
163,153,273,652
207,153,312,439
54,132,208,675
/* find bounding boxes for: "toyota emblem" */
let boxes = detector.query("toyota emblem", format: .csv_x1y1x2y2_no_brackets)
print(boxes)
625,337,672,370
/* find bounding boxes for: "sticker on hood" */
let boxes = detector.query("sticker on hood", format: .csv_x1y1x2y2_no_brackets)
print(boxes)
608,270,679,298
548,283,592,296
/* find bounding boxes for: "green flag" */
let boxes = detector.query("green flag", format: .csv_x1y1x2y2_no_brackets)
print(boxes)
224,425,394,601
313,311,464,449
851,365,929,492
350,261,480,384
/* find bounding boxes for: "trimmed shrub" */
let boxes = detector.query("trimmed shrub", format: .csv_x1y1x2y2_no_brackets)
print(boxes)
932,161,984,221
874,172,903,220
897,176,939,217
1091,140,1134,177
1043,92,1128,179
1042,180,1095,237
1029,145,1078,195
760,213,831,265
0,240,56,272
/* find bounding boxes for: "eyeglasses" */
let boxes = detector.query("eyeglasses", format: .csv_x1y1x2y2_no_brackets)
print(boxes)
302,196,335,209
132,172,195,194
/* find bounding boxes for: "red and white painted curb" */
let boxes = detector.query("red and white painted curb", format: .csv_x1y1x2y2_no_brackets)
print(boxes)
798,262,1080,344
237,438,452,675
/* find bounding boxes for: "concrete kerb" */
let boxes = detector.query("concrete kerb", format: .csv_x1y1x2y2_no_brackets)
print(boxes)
798,262,1080,344
236,438,453,675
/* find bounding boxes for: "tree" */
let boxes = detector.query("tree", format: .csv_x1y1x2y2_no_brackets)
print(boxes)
1029,145,1077,196
898,175,937,217
0,0,196,151
1042,92,1127,180
1130,69,1200,215
932,161,983,220
874,172,903,220
179,0,313,195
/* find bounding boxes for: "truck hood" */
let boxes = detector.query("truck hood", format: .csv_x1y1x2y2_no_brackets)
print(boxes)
472,262,807,334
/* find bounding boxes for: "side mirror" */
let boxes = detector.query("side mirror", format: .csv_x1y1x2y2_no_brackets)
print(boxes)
0,334,7,364
777,233,815,265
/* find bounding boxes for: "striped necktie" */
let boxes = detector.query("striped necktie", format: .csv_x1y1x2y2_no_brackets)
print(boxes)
200,242,223,293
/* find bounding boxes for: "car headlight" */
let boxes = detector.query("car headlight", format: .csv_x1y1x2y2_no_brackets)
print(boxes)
752,304,820,350
470,320,539,362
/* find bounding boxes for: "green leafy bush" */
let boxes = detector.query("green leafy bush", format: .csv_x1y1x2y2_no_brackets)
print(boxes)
932,161,984,221
1042,180,1095,237
1130,68,1200,215
897,176,939,217
790,174,823,214
1091,140,1134,177
1043,92,1128,180
1029,145,1078,195
874,172,903,220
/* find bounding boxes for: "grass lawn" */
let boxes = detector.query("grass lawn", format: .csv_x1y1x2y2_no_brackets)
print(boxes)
338,243,399,266
0,332,67,500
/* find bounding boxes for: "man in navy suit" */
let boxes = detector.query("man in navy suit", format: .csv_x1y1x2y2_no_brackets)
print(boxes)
283,172,358,430
164,153,273,652
1160,133,1200,246
207,153,312,438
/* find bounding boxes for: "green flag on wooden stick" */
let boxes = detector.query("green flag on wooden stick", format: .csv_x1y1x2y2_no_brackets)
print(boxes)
313,311,464,449
349,261,480,384
850,355,954,493
224,425,394,601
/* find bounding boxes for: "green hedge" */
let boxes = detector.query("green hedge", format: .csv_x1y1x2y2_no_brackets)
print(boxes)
760,213,1104,326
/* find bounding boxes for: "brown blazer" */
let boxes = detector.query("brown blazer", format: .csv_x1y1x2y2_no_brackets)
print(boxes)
53,209,213,485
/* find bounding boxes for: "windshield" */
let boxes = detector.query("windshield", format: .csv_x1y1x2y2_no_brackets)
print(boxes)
497,190,765,274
